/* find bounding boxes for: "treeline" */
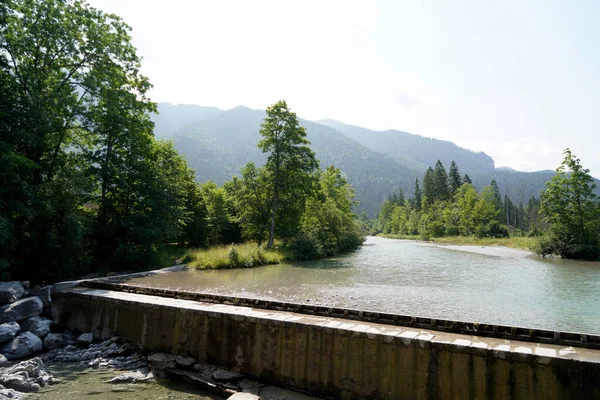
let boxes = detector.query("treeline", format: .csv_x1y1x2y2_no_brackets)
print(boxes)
0,1,363,282
375,160,546,239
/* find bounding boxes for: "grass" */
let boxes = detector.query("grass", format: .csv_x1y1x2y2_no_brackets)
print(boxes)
181,242,291,269
379,234,536,251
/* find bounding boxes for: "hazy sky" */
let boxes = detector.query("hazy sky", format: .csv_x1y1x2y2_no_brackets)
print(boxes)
88,0,600,176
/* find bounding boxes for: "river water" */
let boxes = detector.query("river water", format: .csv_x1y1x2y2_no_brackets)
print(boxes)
125,236,600,335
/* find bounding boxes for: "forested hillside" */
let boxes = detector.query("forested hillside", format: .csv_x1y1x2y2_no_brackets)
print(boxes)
153,105,418,214
154,103,582,215
317,119,496,172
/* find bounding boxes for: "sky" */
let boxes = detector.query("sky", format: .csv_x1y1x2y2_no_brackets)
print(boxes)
88,0,600,176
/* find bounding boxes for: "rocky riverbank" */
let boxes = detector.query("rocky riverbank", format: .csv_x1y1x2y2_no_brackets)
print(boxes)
0,281,318,399
1,331,319,399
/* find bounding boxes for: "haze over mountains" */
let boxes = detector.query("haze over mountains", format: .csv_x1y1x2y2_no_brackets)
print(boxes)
152,103,559,215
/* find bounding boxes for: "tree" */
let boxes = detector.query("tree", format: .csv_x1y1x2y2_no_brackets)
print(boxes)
0,0,159,279
489,180,503,217
422,167,435,207
448,161,462,194
432,160,450,202
455,183,478,235
258,101,318,248
229,163,271,245
413,179,422,211
463,174,472,185
293,166,363,259
539,149,600,259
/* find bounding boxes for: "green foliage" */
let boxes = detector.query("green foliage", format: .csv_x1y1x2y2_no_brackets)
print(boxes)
258,100,318,247
448,161,462,194
538,149,600,259
375,161,516,242
433,160,450,202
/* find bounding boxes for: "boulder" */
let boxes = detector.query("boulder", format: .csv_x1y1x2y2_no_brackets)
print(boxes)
175,355,195,369
212,368,244,382
0,323,20,343
43,333,65,351
77,332,94,347
0,332,42,360
0,297,43,324
19,316,52,338
147,352,176,369
0,283,25,306
26,286,51,309
0,354,8,367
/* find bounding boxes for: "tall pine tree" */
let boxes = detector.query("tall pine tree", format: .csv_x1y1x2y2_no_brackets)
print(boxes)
448,161,462,194
433,160,450,202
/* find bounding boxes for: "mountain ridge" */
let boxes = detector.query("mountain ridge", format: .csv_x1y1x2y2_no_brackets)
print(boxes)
150,103,572,215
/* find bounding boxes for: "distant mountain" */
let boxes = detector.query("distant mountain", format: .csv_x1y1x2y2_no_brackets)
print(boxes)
151,103,569,215
152,103,223,139
153,105,417,214
496,166,517,172
316,119,563,205
317,119,495,173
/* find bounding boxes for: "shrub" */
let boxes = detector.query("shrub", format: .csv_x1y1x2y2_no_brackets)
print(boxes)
290,232,323,260
227,245,241,268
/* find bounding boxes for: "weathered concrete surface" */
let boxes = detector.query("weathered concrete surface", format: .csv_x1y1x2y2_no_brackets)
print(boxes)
52,288,600,400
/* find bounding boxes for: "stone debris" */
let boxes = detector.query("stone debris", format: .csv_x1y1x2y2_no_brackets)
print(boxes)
0,297,43,324
0,357,59,393
0,384,23,399
0,283,25,306
0,332,42,360
109,369,154,383
228,393,261,400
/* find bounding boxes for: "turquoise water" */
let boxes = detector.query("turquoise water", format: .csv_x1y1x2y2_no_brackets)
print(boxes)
128,236,600,335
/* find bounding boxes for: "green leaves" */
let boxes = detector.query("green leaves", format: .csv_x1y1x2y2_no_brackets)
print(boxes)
258,100,318,247
539,149,600,259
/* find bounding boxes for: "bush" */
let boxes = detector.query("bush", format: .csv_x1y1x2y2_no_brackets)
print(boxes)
227,245,241,267
475,221,509,239
289,232,323,261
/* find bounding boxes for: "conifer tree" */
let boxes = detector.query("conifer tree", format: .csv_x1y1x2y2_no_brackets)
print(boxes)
433,160,450,202
448,161,462,194
413,179,422,211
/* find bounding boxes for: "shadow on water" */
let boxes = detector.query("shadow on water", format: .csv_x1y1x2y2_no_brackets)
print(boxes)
289,258,354,270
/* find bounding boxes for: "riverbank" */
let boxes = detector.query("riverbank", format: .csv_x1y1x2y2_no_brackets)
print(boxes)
378,233,536,251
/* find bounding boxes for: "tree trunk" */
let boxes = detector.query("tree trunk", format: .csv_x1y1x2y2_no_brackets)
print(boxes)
267,197,278,248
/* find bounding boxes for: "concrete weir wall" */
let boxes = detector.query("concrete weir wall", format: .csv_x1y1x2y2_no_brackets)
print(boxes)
52,287,600,400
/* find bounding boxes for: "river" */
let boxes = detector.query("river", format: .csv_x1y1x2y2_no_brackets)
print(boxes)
123,236,600,335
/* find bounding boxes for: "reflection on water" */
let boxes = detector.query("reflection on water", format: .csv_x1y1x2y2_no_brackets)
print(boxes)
127,236,600,334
